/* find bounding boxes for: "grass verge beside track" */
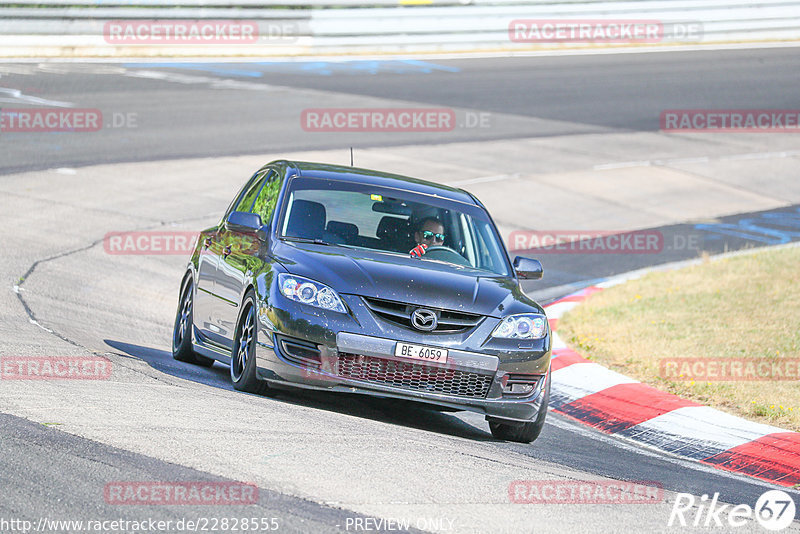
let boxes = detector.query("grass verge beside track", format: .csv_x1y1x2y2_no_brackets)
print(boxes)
558,246,800,432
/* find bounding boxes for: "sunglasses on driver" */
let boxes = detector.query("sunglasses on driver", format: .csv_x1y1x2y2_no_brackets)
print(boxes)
421,230,446,241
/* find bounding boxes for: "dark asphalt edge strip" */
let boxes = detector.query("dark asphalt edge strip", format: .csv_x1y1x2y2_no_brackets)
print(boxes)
0,412,426,534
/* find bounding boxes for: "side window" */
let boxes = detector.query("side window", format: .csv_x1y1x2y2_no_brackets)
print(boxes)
223,171,262,222
236,170,269,214
251,170,281,225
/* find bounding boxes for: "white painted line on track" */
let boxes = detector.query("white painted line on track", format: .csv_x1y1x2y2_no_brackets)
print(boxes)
594,150,800,171
0,87,74,108
723,150,800,161
594,160,653,170
665,156,711,165
27,318,54,333
123,69,281,91
448,173,520,186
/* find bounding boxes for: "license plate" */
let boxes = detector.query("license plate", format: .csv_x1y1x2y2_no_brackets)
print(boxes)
394,342,448,363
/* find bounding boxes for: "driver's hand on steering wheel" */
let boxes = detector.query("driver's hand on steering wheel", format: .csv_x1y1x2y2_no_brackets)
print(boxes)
409,244,428,257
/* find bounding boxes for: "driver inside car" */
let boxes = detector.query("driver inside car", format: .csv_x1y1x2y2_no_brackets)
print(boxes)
409,217,445,257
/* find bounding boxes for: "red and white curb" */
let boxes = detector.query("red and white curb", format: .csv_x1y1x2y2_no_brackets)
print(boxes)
543,279,800,488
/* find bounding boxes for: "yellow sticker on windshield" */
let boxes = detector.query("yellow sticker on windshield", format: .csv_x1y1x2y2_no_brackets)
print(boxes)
370,194,383,201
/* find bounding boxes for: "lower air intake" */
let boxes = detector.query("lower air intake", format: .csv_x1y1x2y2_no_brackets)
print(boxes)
336,353,493,399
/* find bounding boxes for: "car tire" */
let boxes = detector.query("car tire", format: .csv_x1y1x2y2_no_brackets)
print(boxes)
172,276,215,368
230,289,269,395
488,372,550,443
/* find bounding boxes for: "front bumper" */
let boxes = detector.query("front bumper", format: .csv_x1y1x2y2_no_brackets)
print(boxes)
254,292,551,422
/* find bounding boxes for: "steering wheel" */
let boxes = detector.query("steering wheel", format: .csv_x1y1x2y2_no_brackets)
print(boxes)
422,246,471,266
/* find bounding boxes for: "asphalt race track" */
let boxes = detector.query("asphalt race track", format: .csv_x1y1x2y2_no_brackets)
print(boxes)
1,48,800,533
3,48,800,174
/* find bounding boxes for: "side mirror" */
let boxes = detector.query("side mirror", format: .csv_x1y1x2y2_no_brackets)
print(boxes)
513,256,543,280
227,211,261,230
227,211,269,241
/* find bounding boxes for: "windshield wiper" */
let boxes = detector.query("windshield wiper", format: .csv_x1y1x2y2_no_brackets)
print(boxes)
280,236,333,246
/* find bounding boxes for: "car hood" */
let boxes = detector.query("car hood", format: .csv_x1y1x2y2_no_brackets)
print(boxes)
273,241,539,317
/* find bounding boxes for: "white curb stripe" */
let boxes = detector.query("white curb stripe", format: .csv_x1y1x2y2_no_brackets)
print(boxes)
551,362,637,408
618,405,786,459
543,300,579,320
551,331,567,351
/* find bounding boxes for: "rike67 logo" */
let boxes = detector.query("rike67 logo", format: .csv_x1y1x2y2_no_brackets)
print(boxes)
669,490,796,531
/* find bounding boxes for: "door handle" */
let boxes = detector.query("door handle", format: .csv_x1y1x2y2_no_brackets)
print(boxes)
223,245,232,258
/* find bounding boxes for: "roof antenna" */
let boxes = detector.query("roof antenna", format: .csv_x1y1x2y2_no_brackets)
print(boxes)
350,147,354,167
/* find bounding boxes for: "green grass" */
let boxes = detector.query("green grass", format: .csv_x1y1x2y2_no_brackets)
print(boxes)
558,246,800,431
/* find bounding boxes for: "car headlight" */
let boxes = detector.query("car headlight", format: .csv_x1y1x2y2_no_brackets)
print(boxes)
491,314,548,340
278,273,347,314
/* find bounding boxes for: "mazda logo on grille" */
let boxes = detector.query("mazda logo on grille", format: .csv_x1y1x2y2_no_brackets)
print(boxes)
411,308,438,331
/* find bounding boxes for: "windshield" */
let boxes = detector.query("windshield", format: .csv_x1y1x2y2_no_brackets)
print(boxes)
278,176,511,276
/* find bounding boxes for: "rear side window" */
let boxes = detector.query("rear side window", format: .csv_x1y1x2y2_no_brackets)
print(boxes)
222,170,263,222
236,170,269,214
251,170,280,225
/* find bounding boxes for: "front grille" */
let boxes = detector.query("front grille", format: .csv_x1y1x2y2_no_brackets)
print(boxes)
362,297,483,333
335,353,493,399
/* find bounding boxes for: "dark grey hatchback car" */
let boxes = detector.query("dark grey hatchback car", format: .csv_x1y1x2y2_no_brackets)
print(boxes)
172,160,552,442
